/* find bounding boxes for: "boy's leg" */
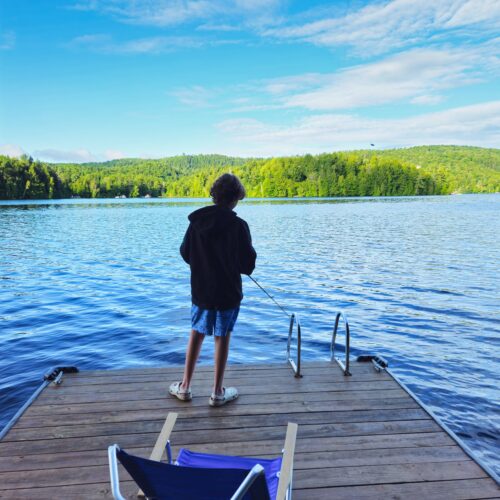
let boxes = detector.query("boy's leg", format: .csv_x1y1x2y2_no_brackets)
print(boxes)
213,332,231,396
181,329,205,391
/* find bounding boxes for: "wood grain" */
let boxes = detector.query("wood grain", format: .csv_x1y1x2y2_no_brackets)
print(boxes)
0,360,497,499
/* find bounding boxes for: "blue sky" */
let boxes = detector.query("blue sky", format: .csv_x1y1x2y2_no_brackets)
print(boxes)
0,0,499,162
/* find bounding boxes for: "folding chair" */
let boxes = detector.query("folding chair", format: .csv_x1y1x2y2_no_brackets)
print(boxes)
108,412,298,500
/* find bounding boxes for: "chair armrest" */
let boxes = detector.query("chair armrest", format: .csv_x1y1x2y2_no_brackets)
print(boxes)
230,464,265,500
149,412,178,461
138,412,178,497
276,422,298,500
108,445,127,500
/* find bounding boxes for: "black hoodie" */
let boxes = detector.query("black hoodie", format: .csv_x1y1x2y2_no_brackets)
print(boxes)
180,205,257,310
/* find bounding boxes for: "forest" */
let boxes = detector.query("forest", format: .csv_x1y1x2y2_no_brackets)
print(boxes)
356,146,500,194
0,146,499,200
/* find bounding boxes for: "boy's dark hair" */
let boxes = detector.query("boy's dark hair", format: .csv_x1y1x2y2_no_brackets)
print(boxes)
210,173,246,206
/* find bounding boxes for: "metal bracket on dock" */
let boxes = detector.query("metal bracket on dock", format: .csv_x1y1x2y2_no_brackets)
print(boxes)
331,311,351,376
357,354,388,372
286,313,302,378
44,366,79,386
0,365,78,441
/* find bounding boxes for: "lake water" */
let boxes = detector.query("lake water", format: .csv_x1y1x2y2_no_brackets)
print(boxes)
0,194,499,475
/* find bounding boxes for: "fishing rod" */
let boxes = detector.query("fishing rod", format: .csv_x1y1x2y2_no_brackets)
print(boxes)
247,275,290,318
247,275,302,378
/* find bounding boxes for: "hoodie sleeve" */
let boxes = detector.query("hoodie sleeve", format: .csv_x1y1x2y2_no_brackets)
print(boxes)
238,220,257,275
180,224,192,264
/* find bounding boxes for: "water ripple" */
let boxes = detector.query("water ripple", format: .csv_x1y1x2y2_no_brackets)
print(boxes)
0,194,498,476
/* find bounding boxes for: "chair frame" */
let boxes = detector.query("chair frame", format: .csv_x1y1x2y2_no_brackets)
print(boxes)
108,412,297,500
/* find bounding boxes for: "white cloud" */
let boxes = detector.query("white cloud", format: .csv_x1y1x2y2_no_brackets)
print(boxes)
0,31,15,50
264,0,500,54
165,45,490,114
170,85,216,107
71,33,110,46
32,148,97,163
115,1,216,27
71,0,282,27
226,46,491,112
444,0,500,28
411,94,443,105
29,148,129,163
196,23,241,32
279,48,479,110
104,149,126,160
0,144,24,157
70,34,203,54
217,101,500,155
264,73,329,95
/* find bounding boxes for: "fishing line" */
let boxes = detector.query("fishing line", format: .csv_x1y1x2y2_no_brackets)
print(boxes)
247,275,290,318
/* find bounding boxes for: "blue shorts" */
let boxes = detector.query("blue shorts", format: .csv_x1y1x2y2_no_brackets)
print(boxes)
191,304,240,337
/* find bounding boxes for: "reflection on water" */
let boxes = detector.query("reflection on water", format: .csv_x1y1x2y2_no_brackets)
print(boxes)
0,194,499,474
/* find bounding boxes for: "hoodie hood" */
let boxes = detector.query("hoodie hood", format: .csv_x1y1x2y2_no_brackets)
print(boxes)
188,205,237,236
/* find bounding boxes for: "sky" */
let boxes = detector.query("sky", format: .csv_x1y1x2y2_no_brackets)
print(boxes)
0,0,499,162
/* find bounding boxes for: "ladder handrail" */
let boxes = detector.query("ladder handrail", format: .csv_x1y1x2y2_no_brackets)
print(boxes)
331,311,351,376
286,313,302,378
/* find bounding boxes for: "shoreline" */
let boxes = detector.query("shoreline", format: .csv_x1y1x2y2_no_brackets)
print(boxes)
1,192,499,203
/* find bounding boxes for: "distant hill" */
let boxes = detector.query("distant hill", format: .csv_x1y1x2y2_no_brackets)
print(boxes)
0,146,498,199
50,154,254,198
54,154,251,171
354,146,500,194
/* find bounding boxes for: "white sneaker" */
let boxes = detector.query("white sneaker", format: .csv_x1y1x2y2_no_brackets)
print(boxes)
209,387,238,407
169,381,192,401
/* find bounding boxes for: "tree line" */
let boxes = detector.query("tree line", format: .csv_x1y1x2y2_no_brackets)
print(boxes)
357,146,500,194
1,146,499,200
0,155,65,199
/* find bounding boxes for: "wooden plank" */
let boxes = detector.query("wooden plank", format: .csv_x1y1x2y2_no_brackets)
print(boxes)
149,413,177,461
276,422,298,500
169,418,439,446
79,362,291,376
31,380,400,406
0,432,456,473
0,432,157,458
76,360,377,377
16,397,420,429
33,373,395,399
1,360,496,497
38,374,399,395
293,478,500,500
60,365,390,387
22,388,409,418
0,465,120,491
0,480,494,500
73,361,381,379
0,454,486,492
96,365,382,382
291,445,470,469
33,375,394,398
137,413,178,498
0,448,150,473
0,444,468,475
292,461,487,489
3,408,431,442
56,370,391,390
0,482,123,499
169,431,456,456
0,419,442,457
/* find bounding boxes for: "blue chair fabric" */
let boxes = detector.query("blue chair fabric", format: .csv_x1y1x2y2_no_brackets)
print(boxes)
177,448,282,499
117,448,273,500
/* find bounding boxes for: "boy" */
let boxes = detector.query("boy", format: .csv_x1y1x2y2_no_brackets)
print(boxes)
169,173,257,406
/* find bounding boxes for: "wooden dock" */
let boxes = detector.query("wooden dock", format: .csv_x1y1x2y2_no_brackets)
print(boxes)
0,360,498,499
